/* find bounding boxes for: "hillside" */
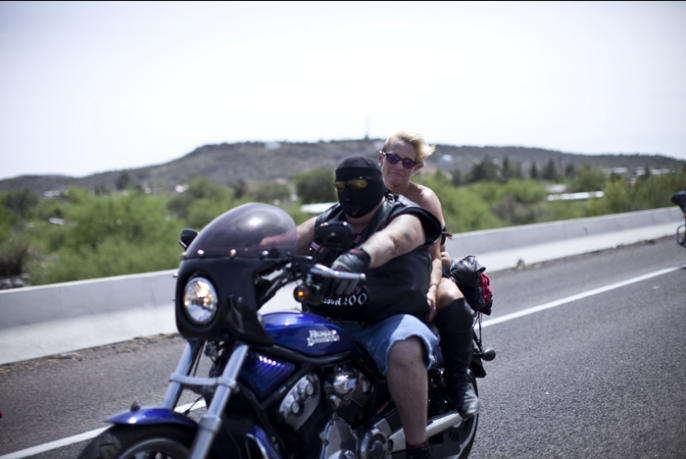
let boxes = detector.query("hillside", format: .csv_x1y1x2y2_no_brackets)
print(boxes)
1,139,683,195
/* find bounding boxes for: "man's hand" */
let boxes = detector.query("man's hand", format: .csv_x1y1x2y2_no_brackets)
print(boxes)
331,247,370,273
329,247,370,296
425,284,437,323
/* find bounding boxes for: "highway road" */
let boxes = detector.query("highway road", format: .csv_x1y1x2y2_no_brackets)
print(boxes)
0,236,684,458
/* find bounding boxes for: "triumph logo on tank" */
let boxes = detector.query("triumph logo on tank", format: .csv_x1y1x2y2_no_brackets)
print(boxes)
306,329,340,347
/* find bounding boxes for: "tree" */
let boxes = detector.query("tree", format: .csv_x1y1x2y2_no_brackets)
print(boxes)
501,156,523,182
638,166,652,181
28,190,185,284
451,169,463,187
116,171,134,190
1,188,40,218
232,179,249,199
253,181,292,204
167,177,233,220
529,162,540,180
569,165,607,192
467,156,499,183
491,180,547,225
501,157,513,182
294,168,336,203
541,159,560,181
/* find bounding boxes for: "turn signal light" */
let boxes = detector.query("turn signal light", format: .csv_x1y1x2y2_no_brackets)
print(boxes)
293,285,309,303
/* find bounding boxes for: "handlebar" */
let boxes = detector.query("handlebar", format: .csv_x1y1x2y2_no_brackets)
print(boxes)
290,260,366,305
309,263,366,282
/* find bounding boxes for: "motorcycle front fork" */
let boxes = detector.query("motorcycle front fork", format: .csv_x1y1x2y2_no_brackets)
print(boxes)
188,343,248,459
161,340,203,409
161,340,250,459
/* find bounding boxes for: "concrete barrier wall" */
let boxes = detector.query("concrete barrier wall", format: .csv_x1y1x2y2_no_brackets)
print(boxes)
446,206,681,255
0,206,682,364
445,206,682,272
0,270,176,330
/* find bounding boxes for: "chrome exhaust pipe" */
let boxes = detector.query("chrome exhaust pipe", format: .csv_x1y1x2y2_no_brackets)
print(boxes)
389,412,463,452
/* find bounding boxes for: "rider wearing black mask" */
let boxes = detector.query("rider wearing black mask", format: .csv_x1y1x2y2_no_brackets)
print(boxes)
296,156,442,459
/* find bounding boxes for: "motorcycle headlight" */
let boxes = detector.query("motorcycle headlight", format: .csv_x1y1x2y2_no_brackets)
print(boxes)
183,277,218,325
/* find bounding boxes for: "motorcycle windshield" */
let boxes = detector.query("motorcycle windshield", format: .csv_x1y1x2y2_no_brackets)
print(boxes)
185,203,298,259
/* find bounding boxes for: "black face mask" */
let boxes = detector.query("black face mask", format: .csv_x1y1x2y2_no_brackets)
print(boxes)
335,156,386,218
337,179,385,217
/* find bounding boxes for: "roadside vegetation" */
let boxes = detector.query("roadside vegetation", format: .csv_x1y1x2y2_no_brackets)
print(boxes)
1,160,684,287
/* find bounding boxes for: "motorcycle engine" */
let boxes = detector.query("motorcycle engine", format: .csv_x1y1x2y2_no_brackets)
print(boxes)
323,365,371,409
318,365,377,459
278,373,320,430
279,365,377,458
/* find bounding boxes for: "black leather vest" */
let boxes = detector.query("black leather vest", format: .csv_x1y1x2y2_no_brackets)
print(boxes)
307,193,441,322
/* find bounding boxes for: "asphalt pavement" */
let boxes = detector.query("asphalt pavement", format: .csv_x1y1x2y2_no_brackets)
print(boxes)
0,236,684,458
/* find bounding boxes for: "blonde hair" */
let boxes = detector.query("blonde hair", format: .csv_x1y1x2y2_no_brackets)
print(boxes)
383,130,436,165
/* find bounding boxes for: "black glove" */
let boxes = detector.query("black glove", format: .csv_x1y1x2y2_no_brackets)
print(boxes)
328,247,370,296
450,255,493,315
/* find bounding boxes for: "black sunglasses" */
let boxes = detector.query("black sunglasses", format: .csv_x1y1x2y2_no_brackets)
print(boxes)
381,151,418,169
334,178,369,192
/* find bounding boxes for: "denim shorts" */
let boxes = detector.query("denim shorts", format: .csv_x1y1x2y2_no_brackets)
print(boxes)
337,314,438,376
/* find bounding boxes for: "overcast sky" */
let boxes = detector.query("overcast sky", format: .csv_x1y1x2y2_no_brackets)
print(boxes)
1,1,685,180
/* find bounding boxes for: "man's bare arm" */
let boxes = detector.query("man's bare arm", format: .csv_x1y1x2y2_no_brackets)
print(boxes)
359,214,425,268
295,216,316,255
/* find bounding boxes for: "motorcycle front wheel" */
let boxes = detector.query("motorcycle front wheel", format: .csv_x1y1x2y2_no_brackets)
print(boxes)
78,424,195,459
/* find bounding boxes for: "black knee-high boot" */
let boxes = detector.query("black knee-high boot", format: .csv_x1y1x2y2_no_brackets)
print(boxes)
435,298,480,418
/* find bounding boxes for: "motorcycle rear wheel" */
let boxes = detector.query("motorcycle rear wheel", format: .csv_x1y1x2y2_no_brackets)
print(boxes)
421,376,479,459
447,377,479,459
78,424,195,459
449,409,478,459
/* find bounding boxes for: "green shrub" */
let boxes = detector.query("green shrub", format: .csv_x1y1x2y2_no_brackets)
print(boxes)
0,237,29,277
167,177,233,220
4,166,684,286
294,168,336,203
252,181,292,205
569,165,607,192
26,190,184,284
1,188,40,218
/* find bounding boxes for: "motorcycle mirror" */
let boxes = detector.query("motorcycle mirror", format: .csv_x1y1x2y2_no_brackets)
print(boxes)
178,229,198,250
314,221,355,250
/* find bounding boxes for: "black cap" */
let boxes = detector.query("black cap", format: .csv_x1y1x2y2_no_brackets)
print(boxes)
335,155,382,182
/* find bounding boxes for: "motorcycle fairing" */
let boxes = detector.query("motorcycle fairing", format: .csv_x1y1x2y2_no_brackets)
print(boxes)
175,257,275,344
262,311,356,356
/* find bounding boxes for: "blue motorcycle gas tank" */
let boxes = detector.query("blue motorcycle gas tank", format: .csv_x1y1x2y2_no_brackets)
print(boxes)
262,312,355,356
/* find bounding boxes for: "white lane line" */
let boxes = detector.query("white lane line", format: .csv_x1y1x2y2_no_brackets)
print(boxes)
0,427,109,459
0,400,206,459
3,264,683,458
482,264,684,328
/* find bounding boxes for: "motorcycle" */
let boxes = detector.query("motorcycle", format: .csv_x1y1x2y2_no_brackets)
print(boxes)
78,202,495,459
672,190,686,247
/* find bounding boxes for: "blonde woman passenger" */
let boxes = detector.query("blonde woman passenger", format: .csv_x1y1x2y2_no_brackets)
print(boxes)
378,130,479,418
